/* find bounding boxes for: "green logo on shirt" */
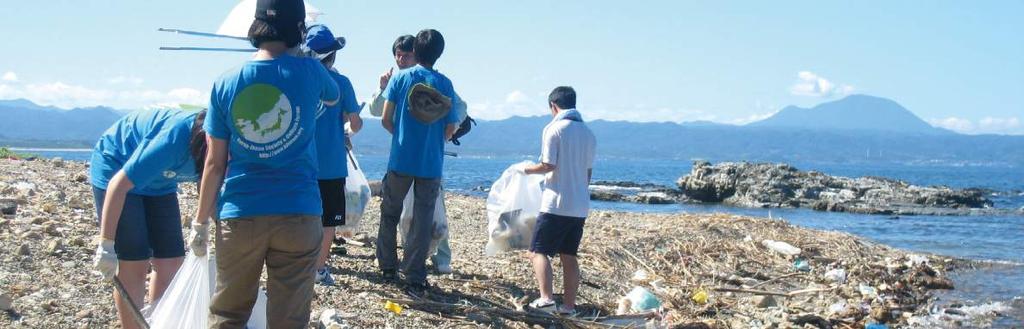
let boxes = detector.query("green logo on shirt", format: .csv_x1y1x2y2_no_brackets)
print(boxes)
232,84,294,144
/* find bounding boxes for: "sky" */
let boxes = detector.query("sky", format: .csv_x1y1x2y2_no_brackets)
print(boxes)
0,1,1021,134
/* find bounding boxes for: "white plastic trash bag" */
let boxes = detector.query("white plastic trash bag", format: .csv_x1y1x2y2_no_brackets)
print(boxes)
399,184,449,255
149,253,267,329
149,253,213,329
485,161,545,256
340,151,371,237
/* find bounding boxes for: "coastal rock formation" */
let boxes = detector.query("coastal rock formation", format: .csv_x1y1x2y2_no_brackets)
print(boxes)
589,181,685,204
677,161,994,215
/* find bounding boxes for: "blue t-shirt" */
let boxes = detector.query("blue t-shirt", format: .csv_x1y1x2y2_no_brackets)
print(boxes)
90,108,199,196
205,54,340,220
315,70,361,180
382,65,460,178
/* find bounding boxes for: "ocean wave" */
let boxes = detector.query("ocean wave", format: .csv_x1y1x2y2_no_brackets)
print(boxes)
907,301,1014,328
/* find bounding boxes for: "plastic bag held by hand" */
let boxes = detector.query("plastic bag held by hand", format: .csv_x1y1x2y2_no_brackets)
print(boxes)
485,161,545,256
149,254,267,329
399,183,449,254
339,152,371,237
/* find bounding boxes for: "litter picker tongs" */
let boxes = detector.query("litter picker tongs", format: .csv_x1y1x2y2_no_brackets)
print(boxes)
158,28,255,52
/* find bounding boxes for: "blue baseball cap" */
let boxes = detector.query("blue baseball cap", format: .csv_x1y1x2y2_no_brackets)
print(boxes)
304,24,345,56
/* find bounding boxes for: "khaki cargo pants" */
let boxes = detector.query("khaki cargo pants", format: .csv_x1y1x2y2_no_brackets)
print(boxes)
209,215,322,329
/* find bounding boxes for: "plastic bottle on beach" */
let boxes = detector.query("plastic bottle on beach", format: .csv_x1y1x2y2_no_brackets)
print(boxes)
761,240,801,256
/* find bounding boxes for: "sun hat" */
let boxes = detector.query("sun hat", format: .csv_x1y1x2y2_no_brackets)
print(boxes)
304,24,346,57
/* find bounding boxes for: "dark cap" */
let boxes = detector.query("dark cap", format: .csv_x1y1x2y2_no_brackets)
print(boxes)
255,0,305,23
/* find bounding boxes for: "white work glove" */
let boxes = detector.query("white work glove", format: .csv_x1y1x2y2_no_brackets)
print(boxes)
188,221,211,256
93,238,117,281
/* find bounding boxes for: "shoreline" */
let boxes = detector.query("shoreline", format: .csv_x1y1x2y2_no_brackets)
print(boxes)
1,158,1010,327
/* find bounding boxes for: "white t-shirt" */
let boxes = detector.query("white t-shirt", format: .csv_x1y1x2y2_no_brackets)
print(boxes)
539,114,596,218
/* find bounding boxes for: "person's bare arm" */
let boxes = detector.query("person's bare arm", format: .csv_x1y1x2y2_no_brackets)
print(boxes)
98,171,135,240
193,136,228,224
524,162,556,175
381,101,396,134
347,113,363,134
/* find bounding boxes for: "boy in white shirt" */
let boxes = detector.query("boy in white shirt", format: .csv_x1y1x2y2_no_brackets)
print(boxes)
518,86,596,314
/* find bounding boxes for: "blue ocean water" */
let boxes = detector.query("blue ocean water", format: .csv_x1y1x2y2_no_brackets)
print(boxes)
22,148,1024,323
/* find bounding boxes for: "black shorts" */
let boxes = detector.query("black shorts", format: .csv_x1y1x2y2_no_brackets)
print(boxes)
318,178,347,227
530,212,586,256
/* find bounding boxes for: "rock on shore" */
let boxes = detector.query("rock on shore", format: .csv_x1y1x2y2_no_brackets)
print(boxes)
678,161,994,215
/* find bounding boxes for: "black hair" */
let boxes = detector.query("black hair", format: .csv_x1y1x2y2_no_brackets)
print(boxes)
321,51,337,67
190,110,208,179
392,35,415,56
413,29,445,66
248,19,304,48
548,86,576,109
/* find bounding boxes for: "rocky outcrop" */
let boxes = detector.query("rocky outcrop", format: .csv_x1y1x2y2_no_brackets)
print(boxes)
589,181,685,204
677,161,995,215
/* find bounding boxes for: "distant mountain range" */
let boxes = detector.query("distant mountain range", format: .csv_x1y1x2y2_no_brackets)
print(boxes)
2,95,1023,165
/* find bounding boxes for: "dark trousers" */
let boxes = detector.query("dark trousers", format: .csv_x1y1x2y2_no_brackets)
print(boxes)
376,171,441,285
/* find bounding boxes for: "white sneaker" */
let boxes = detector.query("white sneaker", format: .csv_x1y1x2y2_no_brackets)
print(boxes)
435,263,453,274
528,298,556,309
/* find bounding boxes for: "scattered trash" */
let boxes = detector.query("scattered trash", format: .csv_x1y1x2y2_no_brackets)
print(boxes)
793,258,810,272
828,301,847,315
384,301,403,315
865,323,888,329
761,239,801,256
691,288,708,305
626,287,661,312
824,268,847,283
858,283,878,299
630,269,650,283
319,309,349,329
907,254,929,266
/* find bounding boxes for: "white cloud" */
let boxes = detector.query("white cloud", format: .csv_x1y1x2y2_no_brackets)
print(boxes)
469,90,546,120
0,80,205,109
928,116,1023,135
2,72,17,82
789,71,854,98
470,90,720,123
505,90,530,104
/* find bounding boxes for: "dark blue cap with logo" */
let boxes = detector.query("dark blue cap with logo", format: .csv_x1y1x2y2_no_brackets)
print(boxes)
255,0,305,23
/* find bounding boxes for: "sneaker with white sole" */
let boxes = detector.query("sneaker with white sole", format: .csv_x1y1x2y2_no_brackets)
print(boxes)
528,298,556,310
556,305,577,316
315,267,335,286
